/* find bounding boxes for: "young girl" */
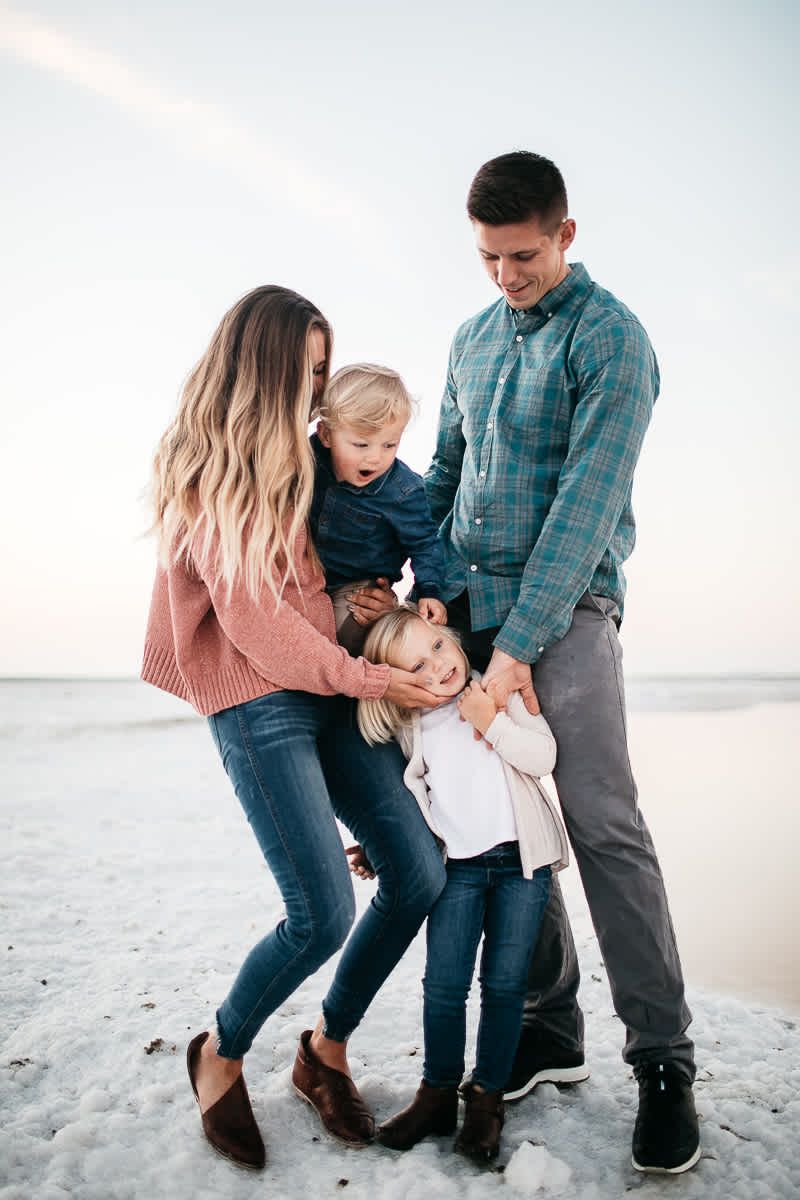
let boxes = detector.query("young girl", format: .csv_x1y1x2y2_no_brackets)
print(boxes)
352,606,569,1163
142,286,445,1169
310,363,447,654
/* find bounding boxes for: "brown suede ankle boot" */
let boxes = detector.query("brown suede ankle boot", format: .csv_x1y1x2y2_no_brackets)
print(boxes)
454,1083,504,1162
376,1080,459,1151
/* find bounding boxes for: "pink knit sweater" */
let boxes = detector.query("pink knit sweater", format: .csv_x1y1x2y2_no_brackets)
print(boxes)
141,522,391,716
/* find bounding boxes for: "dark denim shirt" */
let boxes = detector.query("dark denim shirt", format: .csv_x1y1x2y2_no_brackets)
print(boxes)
310,432,446,599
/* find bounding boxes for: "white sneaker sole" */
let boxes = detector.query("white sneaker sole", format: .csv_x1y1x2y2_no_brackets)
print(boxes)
631,1143,701,1174
503,1063,590,1102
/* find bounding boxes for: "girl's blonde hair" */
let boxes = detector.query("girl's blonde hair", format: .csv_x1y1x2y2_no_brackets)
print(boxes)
357,605,469,745
314,363,414,433
150,285,331,602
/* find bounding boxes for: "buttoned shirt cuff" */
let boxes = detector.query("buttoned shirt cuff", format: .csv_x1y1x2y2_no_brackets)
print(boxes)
492,610,549,666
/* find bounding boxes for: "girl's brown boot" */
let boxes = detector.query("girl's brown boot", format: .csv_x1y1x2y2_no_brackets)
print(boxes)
376,1080,459,1150
454,1083,504,1162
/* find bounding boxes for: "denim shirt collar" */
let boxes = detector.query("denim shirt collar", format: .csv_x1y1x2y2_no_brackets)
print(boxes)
509,262,590,331
311,431,395,496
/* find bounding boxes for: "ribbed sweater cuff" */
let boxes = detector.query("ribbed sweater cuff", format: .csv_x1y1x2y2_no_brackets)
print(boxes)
141,643,190,702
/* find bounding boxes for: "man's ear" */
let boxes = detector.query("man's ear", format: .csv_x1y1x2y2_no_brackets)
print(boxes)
558,218,577,252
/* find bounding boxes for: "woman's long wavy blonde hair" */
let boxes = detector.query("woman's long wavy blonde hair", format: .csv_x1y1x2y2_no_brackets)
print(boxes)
151,285,331,602
357,606,469,745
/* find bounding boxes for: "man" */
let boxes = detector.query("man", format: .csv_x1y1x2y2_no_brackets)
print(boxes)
423,151,699,1175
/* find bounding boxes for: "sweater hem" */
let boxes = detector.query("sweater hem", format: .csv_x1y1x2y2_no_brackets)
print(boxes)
141,641,279,716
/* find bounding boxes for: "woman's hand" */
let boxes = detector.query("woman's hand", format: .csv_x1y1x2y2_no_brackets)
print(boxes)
385,667,445,709
457,679,498,736
346,577,397,627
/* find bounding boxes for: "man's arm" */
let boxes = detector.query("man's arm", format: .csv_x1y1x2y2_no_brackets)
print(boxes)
494,315,657,666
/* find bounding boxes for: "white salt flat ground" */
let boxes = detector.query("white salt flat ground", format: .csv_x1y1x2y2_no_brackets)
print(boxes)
1,685,799,1199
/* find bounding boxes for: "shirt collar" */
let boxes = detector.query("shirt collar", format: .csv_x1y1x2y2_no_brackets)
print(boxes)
509,262,590,330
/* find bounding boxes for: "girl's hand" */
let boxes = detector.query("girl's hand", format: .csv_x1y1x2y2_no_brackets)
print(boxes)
457,679,498,736
385,667,445,709
347,577,397,626
418,597,447,625
346,843,375,881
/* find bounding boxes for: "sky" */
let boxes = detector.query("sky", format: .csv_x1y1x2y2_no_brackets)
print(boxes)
1,0,798,677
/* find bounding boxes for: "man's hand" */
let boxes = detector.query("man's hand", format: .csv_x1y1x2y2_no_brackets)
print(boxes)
346,577,397,626
418,597,447,625
384,667,446,710
482,648,540,715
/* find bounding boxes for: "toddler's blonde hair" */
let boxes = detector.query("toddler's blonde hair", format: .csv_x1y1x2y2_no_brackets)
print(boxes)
314,363,414,433
357,605,469,745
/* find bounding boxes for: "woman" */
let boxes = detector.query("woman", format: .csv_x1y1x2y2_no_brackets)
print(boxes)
142,285,445,1169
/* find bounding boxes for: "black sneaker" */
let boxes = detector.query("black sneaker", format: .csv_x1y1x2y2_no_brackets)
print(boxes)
502,1026,589,1102
632,1062,700,1174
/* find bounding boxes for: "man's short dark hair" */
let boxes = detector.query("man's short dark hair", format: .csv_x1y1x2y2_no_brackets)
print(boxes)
467,151,568,231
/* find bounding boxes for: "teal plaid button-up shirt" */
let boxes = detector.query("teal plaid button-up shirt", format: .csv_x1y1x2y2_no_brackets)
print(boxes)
424,263,659,664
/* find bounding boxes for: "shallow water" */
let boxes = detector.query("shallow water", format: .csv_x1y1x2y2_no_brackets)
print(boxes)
626,702,800,1016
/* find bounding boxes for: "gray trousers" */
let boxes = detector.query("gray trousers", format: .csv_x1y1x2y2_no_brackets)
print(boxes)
450,590,695,1079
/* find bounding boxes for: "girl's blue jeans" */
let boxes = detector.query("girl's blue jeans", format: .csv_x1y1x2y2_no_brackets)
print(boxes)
207,690,446,1059
423,843,551,1093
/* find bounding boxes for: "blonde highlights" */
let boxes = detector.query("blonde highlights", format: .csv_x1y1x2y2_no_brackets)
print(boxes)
151,285,331,601
357,606,469,745
314,363,414,434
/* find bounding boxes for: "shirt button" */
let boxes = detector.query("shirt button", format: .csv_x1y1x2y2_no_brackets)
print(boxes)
479,470,486,478
498,377,506,385
515,335,523,342
486,421,493,430
538,646,544,653
475,518,482,525
547,312,552,319
470,564,478,572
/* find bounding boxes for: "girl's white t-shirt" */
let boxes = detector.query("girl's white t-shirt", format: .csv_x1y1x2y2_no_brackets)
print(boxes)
419,696,518,859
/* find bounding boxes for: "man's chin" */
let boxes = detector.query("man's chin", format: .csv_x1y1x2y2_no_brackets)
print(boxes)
503,286,535,309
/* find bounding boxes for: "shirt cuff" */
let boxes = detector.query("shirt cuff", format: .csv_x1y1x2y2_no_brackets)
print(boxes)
492,610,549,665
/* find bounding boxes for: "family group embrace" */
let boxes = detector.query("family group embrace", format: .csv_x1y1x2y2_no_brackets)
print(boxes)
142,151,700,1179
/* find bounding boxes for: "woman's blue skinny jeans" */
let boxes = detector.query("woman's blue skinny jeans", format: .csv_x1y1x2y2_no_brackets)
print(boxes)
207,690,445,1059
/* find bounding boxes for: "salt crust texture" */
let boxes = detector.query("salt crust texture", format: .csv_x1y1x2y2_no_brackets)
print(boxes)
2,690,799,1199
